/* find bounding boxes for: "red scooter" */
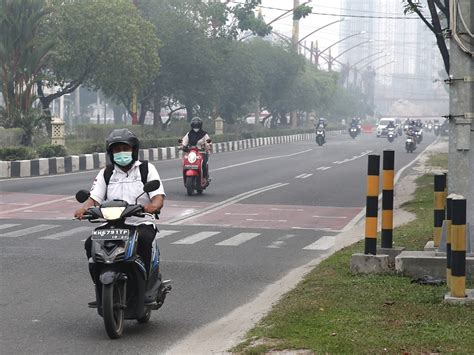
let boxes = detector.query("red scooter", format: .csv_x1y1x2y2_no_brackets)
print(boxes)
178,139,211,196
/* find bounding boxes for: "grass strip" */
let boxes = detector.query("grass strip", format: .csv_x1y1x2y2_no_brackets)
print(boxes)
233,162,473,354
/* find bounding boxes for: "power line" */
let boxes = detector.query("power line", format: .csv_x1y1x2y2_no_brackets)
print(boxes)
228,1,428,20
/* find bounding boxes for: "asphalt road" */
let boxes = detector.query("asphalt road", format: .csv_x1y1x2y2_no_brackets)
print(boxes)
0,132,434,354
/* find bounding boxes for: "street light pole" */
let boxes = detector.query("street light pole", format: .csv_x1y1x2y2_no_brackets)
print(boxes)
317,31,366,71
290,0,300,128
298,18,345,44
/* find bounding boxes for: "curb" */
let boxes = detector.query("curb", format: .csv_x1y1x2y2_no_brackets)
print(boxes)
0,131,346,179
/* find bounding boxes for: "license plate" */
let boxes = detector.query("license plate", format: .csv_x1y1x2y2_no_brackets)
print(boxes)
91,229,130,241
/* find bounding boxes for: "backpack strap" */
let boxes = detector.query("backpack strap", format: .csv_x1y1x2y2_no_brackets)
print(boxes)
103,165,114,200
139,160,148,186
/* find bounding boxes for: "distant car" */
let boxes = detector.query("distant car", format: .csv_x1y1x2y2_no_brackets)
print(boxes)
376,118,396,137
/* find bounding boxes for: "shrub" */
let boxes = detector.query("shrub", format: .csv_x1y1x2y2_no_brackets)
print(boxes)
0,147,37,161
37,144,68,158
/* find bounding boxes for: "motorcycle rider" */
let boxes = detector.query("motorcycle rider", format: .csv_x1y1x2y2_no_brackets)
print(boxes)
180,117,212,181
315,121,326,142
74,129,166,303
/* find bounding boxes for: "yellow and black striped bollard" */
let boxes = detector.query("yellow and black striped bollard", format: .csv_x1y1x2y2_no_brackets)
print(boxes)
445,196,453,288
365,155,380,255
433,174,446,248
381,150,395,248
450,197,466,298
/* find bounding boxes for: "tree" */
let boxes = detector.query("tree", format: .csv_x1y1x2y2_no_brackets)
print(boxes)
0,0,53,144
402,0,450,74
38,0,161,123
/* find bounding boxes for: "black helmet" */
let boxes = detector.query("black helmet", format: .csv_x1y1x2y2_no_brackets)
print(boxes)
106,128,140,164
190,117,203,130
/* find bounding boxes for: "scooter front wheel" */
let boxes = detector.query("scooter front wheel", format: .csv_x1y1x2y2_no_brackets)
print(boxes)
102,282,125,339
185,176,194,196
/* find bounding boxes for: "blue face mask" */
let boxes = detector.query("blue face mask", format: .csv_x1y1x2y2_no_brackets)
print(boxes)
113,152,133,166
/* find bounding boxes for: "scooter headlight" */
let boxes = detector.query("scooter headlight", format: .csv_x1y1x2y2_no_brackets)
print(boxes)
101,207,126,220
187,151,197,163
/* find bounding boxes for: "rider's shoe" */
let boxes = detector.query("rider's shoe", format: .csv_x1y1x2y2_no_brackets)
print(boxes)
88,300,98,308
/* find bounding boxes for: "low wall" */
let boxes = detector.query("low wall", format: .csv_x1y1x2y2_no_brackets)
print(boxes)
0,131,346,179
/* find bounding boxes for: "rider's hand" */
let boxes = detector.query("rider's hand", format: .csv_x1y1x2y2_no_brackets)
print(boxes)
74,207,88,220
143,203,159,214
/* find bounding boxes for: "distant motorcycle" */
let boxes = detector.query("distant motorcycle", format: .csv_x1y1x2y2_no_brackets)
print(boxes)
406,136,416,153
316,129,325,146
387,127,396,143
349,126,358,139
75,181,171,339
179,139,212,196
434,124,440,136
414,128,423,144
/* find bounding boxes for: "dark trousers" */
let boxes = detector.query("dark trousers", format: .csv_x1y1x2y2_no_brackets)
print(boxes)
202,153,209,179
85,224,156,274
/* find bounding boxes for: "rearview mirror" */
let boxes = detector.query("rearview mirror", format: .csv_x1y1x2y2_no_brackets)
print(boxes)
143,180,160,193
76,190,90,203
178,139,183,143
206,139,212,143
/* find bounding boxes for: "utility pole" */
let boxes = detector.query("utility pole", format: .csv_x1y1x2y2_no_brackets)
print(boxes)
290,0,300,128
447,0,474,221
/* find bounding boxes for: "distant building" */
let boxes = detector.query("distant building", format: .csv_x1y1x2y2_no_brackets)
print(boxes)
338,0,448,116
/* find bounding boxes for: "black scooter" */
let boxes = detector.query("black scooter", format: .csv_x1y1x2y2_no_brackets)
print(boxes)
76,180,171,339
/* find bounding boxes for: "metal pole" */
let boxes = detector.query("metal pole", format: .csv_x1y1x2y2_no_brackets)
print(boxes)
365,155,380,255
290,0,300,128
381,150,395,248
448,0,473,221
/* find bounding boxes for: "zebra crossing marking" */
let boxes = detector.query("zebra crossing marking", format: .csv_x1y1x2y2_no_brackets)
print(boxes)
156,230,180,239
40,226,92,240
172,231,221,245
302,236,335,250
0,224,20,230
0,224,58,238
215,232,260,246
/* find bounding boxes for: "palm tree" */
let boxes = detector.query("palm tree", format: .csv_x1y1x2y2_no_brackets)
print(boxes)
0,0,54,143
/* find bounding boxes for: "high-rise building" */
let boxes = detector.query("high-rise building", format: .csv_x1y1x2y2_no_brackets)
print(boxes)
338,0,447,115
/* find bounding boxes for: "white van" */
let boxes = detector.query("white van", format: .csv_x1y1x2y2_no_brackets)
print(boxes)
376,118,396,137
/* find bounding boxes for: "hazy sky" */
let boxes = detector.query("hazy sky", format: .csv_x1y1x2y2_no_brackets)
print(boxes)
259,0,342,56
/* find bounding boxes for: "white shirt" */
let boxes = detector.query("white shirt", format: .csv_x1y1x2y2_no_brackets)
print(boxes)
89,161,165,226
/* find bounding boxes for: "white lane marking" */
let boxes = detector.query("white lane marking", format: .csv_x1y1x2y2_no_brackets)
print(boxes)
0,202,30,205
156,230,180,239
303,236,335,250
167,183,289,225
246,219,287,222
162,149,313,182
267,234,295,249
295,173,306,178
224,213,259,216
0,224,20,230
270,208,304,212
216,233,261,246
0,224,58,238
0,196,72,215
332,150,373,166
317,167,331,171
172,231,221,245
312,215,347,219
40,226,92,240
301,174,313,179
